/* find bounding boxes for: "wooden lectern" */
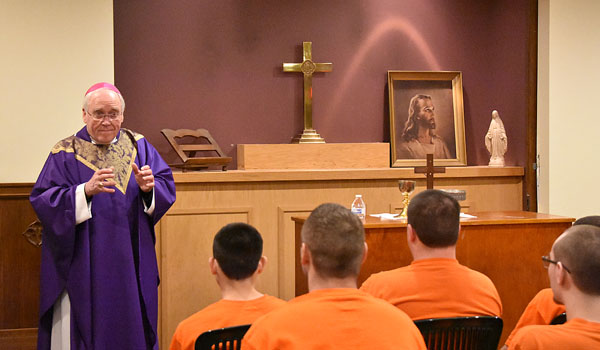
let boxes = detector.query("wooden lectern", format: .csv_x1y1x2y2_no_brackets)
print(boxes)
161,128,232,171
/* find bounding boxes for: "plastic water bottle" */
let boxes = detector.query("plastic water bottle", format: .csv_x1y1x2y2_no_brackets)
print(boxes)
351,195,366,220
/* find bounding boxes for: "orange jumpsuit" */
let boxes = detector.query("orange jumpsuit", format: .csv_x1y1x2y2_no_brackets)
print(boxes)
360,258,502,320
169,295,286,350
508,318,600,349
242,288,426,350
504,288,566,348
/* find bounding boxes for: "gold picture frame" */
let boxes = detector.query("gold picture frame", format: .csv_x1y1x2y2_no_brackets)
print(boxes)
388,71,467,167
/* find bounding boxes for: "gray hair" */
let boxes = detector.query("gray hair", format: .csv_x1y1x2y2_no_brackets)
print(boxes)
82,88,126,113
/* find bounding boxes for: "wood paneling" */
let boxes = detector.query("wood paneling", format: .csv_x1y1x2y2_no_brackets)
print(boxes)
0,328,37,350
0,183,39,350
173,166,524,183
237,143,390,169
158,208,251,348
277,206,313,298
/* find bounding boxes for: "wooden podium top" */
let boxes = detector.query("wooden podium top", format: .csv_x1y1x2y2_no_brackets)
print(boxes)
292,211,574,228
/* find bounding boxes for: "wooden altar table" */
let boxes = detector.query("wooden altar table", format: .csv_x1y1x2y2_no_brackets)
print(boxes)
292,211,574,345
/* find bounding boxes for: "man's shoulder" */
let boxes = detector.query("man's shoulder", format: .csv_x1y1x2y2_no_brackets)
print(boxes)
399,138,420,148
177,300,224,327
260,294,288,307
368,266,411,280
121,128,145,142
531,288,554,303
456,263,496,282
512,318,600,347
360,266,411,291
51,135,79,154
359,290,414,316
510,323,575,349
252,289,413,327
412,259,497,289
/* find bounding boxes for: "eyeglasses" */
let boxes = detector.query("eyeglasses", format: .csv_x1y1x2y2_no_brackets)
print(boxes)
541,255,571,273
87,111,122,121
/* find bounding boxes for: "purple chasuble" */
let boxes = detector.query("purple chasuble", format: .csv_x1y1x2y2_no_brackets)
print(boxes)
30,127,176,349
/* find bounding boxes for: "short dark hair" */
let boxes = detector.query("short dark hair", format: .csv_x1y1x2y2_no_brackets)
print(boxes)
573,215,600,228
301,203,365,279
553,224,600,295
213,223,263,280
407,189,460,247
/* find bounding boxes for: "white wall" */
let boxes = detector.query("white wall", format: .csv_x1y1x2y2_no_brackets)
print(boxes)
537,0,600,217
0,0,114,182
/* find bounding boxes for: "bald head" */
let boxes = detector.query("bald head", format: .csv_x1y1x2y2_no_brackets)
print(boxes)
552,224,600,295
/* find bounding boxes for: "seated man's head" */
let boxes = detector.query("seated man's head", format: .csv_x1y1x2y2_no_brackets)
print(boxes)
211,222,265,281
573,215,600,227
548,224,600,304
407,189,460,250
301,203,366,283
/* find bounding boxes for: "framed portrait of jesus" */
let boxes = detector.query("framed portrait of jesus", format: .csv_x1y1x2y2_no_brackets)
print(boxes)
388,71,467,167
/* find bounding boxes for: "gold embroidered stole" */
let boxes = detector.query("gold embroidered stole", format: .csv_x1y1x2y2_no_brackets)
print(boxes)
51,130,142,194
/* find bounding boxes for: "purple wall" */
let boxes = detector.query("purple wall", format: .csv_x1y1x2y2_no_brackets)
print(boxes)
114,0,531,168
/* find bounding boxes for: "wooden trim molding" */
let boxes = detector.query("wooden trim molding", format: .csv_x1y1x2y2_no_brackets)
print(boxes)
526,0,539,211
277,206,313,299
173,166,524,184
0,328,37,350
0,183,34,198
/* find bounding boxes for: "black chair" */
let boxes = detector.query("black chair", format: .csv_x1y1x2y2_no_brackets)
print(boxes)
194,324,251,350
414,316,503,350
550,312,567,325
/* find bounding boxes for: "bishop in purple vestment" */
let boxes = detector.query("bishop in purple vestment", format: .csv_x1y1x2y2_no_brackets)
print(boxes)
30,83,176,349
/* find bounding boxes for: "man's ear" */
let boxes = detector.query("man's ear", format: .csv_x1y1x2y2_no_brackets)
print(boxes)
556,261,569,286
301,243,310,266
255,256,267,274
407,224,418,243
82,108,89,123
361,242,368,265
208,257,218,275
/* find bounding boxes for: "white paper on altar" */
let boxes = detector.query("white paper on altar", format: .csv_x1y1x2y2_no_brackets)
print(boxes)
370,213,402,220
370,212,477,220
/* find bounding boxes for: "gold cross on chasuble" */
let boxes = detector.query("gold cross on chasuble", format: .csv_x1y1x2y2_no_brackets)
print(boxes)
283,42,332,143
414,154,446,189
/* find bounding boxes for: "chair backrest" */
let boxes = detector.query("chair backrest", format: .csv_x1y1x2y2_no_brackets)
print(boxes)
414,316,503,350
194,324,251,350
550,312,567,325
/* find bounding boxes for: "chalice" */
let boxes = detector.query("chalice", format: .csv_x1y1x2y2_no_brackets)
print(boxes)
398,180,416,219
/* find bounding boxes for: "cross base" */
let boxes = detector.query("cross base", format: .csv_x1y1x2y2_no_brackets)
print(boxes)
291,129,325,144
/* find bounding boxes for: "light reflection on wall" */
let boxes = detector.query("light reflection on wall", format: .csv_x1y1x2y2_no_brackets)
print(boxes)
325,18,441,123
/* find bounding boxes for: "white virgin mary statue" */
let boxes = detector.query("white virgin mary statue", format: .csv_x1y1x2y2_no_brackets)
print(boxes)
485,110,507,167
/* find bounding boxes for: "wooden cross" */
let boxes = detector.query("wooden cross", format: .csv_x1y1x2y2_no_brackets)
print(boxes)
414,154,446,189
283,42,332,143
